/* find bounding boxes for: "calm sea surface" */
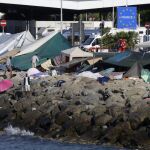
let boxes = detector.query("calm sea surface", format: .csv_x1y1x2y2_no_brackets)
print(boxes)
0,125,127,150
0,135,127,150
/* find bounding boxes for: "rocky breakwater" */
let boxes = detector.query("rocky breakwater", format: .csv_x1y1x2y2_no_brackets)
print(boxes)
0,74,150,149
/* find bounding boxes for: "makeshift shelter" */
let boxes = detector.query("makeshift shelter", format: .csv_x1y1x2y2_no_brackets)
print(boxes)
16,31,57,56
27,68,49,79
104,51,150,67
77,57,102,73
0,30,35,55
0,49,19,63
100,68,115,76
61,47,93,62
59,58,88,69
124,62,143,78
0,80,13,93
27,68,41,76
41,59,53,70
141,69,150,83
12,32,71,70
94,52,118,60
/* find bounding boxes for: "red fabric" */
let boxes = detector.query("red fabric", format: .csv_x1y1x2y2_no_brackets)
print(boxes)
118,39,127,52
0,80,13,93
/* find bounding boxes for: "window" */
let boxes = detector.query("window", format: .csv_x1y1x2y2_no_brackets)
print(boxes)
83,38,94,45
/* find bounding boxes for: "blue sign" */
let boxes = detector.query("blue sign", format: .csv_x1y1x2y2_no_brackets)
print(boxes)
117,7,137,29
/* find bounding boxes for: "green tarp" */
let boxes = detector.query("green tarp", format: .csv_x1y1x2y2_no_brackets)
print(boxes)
141,69,150,83
12,33,71,70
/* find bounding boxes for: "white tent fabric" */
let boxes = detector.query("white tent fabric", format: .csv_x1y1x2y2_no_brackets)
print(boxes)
16,30,35,48
77,71,103,79
0,30,35,56
135,41,150,48
61,47,93,61
27,68,41,76
27,68,49,79
16,31,58,56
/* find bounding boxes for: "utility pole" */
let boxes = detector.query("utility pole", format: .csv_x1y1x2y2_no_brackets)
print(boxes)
60,0,63,34
112,6,114,28
79,14,82,46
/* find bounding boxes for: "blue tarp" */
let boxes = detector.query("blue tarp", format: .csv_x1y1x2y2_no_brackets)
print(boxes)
104,51,150,67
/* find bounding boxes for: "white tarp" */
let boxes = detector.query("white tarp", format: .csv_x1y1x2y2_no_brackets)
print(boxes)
0,30,35,55
27,68,49,79
16,31,58,56
77,71,103,79
27,68,41,76
62,47,93,61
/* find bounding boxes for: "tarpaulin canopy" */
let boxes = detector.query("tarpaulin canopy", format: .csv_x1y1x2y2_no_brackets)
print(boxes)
41,59,53,70
104,51,150,67
59,58,88,69
0,30,35,56
124,62,143,78
0,49,19,63
62,47,93,61
12,33,71,70
141,69,150,83
0,80,13,93
16,31,57,56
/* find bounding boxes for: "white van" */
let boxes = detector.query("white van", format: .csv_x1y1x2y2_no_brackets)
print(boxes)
81,34,102,52
81,27,149,52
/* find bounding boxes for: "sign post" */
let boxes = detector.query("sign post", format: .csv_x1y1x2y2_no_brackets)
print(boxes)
117,7,137,29
0,20,7,34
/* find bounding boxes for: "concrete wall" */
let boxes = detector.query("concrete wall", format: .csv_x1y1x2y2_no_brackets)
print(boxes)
35,21,113,31
0,0,150,10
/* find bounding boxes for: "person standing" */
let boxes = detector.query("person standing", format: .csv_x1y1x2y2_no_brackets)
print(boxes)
32,55,39,68
5,56,12,78
23,73,31,96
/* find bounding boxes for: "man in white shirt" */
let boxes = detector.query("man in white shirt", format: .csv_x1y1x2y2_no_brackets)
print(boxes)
23,73,31,96
32,55,39,68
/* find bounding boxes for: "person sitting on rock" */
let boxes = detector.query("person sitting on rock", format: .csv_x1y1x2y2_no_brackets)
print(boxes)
23,73,31,96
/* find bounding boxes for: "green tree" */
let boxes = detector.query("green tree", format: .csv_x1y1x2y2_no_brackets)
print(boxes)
100,31,138,50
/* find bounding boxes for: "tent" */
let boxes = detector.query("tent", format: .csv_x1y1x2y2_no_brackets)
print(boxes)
27,68,49,79
0,80,13,93
104,51,150,67
0,30,35,55
124,62,143,78
12,32,71,70
141,69,150,83
59,58,88,69
61,47,93,62
0,49,19,63
16,31,57,56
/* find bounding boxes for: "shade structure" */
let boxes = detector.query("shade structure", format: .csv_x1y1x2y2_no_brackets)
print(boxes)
27,68,41,76
0,30,35,56
104,51,150,67
0,80,13,93
12,32,71,70
61,47,93,61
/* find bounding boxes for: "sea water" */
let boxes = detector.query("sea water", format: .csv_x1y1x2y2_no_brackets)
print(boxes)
0,125,126,150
